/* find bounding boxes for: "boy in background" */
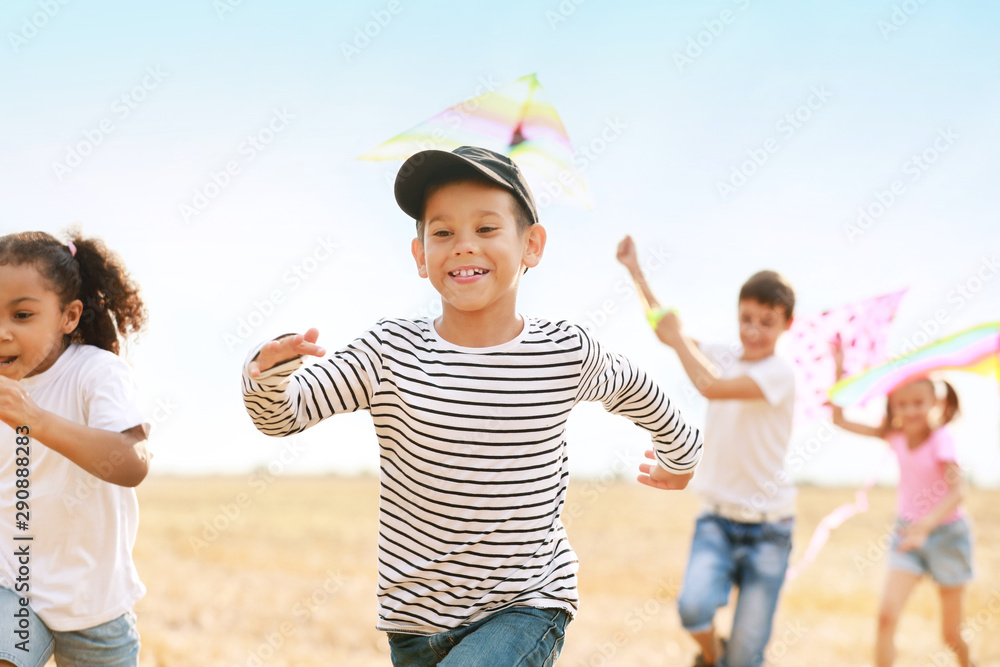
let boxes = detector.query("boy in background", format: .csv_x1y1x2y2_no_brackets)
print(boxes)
617,235,796,667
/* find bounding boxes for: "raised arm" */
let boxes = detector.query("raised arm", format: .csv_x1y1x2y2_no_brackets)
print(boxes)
830,405,884,438
616,235,664,315
651,310,766,400
828,337,884,438
616,236,768,400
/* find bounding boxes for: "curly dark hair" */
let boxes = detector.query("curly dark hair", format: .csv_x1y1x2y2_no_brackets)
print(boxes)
0,229,147,355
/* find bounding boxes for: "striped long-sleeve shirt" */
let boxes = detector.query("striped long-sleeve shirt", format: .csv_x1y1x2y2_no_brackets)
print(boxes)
242,317,702,634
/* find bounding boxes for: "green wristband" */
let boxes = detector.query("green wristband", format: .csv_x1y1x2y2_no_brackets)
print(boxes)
646,307,677,330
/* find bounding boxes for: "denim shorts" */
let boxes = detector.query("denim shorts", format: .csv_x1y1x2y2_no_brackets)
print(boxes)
0,587,140,667
387,605,570,667
889,516,974,587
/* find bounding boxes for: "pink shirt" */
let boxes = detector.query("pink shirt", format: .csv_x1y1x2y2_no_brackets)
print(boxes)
887,426,963,525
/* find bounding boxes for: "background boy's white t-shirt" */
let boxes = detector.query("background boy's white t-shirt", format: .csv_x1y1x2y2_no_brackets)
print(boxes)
689,343,797,514
0,344,147,631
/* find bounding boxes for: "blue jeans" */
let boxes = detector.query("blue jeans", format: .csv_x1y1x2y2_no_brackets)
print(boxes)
387,606,570,666
889,516,974,586
0,587,139,667
677,514,793,667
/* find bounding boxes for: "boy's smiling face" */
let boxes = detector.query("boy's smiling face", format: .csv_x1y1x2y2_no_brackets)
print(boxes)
411,180,544,322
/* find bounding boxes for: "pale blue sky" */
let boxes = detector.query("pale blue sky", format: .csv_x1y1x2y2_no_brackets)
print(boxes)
2,0,998,485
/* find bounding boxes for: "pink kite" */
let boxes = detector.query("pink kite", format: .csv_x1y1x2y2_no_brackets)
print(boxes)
784,289,907,424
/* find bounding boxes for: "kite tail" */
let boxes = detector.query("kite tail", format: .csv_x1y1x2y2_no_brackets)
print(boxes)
785,449,891,582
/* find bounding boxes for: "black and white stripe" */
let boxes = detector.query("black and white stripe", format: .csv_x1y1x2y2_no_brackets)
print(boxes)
243,318,701,634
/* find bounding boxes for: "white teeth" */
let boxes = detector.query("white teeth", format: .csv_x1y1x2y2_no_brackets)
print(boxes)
451,269,487,277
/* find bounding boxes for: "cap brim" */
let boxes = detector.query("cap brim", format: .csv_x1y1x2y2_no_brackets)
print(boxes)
394,150,515,222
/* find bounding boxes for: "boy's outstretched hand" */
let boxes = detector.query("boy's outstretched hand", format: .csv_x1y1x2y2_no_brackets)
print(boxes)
637,449,694,490
248,328,326,378
615,235,640,273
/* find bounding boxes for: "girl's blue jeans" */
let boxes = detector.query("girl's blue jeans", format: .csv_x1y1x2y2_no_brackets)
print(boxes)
386,605,569,666
0,587,139,667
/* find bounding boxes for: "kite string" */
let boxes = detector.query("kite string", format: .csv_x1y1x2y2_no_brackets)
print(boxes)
785,448,892,582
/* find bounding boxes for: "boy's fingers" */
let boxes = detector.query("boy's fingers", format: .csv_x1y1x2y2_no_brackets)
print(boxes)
285,328,324,357
644,449,656,460
294,332,325,357
296,342,326,357
637,475,669,490
636,474,658,488
275,333,307,354
248,361,260,378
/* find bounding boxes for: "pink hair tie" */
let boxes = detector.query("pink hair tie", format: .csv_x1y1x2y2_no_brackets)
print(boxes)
67,241,77,257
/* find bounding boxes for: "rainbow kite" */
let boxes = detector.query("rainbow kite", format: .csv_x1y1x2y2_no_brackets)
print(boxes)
830,322,1000,407
359,73,593,210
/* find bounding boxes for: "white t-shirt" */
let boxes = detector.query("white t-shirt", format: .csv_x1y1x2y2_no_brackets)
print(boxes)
690,343,797,514
0,344,147,631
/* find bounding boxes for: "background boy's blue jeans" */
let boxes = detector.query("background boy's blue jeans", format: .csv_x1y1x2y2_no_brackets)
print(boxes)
387,605,569,667
677,513,793,667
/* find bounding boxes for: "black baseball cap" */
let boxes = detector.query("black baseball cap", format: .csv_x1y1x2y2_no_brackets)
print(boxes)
394,146,539,226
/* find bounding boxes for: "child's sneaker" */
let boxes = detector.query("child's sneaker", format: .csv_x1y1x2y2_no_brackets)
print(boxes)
692,637,727,667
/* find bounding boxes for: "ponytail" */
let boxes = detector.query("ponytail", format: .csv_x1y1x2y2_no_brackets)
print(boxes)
0,230,147,355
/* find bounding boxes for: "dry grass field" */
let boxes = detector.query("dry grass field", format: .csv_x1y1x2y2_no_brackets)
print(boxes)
109,476,999,666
